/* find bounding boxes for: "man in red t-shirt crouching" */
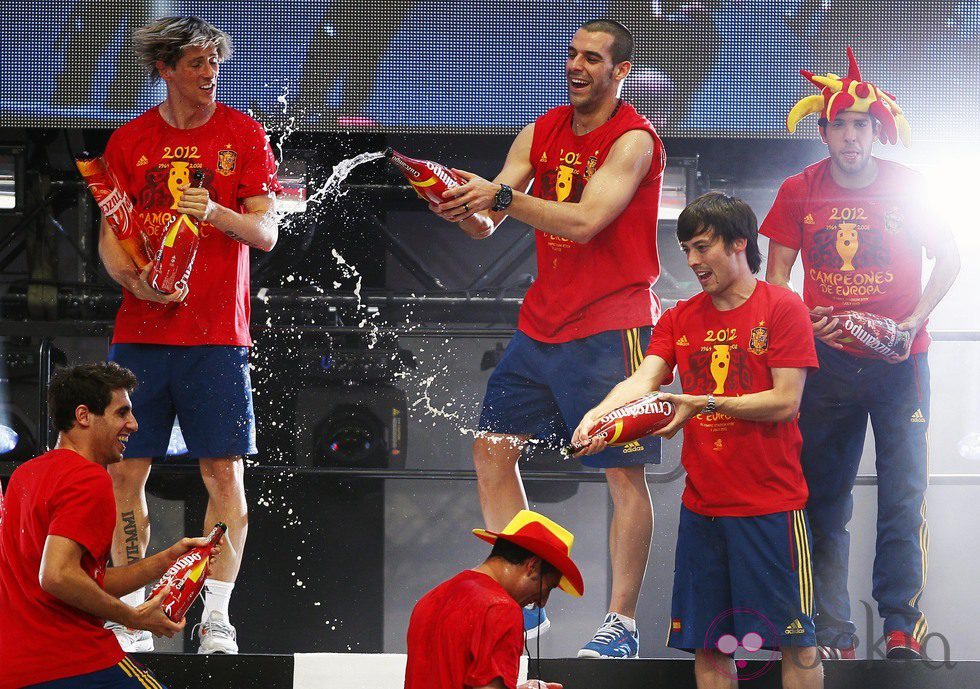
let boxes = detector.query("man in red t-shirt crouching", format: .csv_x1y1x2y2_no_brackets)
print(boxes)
406,510,583,689
0,363,220,689
575,193,823,688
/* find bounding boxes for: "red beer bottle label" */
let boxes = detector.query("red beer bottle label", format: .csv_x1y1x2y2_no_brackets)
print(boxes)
567,394,675,454
149,169,205,294
385,148,466,204
810,310,911,360
149,522,226,622
75,153,152,268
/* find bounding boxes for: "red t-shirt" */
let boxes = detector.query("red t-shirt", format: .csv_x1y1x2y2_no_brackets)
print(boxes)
646,281,818,517
104,103,281,346
759,157,952,354
519,102,666,343
405,570,523,689
0,450,123,688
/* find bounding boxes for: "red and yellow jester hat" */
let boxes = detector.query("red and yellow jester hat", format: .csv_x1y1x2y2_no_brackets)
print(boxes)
787,47,911,147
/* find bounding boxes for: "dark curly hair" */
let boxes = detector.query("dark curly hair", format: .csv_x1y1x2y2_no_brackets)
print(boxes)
47,362,138,432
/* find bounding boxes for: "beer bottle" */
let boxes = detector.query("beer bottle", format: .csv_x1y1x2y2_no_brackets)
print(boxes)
149,522,226,622
149,169,206,294
385,148,466,204
75,153,152,268
568,393,675,454
811,310,911,360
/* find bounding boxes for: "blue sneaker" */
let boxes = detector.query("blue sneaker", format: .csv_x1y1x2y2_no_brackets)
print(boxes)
578,613,639,658
523,604,550,639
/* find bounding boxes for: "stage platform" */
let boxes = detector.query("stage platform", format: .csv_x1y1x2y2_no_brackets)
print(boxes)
140,652,972,689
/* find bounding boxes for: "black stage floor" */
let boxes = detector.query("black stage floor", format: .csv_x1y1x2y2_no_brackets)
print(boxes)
140,653,972,689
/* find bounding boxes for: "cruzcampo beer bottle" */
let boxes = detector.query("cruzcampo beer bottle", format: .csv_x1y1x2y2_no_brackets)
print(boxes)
149,169,206,294
566,393,676,455
385,148,466,204
810,310,911,360
149,522,226,622
75,153,152,269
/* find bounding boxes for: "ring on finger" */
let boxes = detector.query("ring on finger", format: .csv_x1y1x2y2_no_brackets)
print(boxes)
463,203,470,212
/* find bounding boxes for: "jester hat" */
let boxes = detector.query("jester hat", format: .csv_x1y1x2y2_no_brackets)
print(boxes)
787,47,911,147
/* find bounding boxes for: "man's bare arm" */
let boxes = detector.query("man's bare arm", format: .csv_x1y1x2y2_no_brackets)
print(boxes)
98,218,187,303
178,191,278,251
765,240,799,291
428,122,537,239
438,128,656,243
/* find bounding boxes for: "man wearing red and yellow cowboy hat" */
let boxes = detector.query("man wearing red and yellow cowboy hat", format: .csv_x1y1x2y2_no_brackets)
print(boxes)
405,510,583,689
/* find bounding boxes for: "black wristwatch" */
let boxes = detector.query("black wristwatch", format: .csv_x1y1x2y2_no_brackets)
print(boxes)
492,184,513,212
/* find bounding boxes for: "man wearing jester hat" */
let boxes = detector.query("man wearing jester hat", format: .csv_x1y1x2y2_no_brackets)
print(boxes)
761,48,960,660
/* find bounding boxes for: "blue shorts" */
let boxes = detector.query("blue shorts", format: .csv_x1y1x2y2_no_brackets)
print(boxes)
668,505,816,653
26,658,167,688
108,344,257,459
478,328,660,469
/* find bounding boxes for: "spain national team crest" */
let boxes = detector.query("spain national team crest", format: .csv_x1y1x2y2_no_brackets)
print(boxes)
884,207,903,234
217,149,237,176
583,154,598,181
748,322,769,355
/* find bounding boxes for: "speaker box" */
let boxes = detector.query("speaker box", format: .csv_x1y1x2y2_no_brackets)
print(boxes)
295,384,407,469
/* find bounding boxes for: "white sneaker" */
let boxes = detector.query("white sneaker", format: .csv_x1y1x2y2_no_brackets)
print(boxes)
195,611,239,654
106,620,154,653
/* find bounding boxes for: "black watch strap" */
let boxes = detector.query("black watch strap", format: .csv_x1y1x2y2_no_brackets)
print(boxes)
492,184,513,212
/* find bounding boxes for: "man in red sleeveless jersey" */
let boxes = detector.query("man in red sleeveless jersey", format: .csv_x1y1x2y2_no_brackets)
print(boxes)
97,17,280,654
575,193,823,688
760,49,959,660
0,363,218,689
431,19,665,656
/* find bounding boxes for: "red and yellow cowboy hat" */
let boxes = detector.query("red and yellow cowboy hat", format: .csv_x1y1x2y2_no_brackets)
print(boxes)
474,510,584,597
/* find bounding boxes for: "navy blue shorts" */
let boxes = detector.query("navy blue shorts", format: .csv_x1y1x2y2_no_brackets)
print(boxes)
478,327,660,469
668,505,816,653
108,344,257,459
26,658,167,688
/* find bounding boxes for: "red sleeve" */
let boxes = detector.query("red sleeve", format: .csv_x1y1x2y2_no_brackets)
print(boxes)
759,177,805,251
899,171,954,259
102,127,133,197
237,119,281,202
645,308,677,385
47,464,115,560
767,291,819,369
464,602,523,689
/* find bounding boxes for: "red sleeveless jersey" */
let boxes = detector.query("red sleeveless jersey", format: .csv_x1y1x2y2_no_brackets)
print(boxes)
518,102,665,343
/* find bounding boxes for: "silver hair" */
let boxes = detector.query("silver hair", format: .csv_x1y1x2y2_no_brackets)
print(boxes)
133,16,233,82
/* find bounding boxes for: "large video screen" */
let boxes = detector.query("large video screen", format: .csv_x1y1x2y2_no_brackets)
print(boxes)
2,1,978,140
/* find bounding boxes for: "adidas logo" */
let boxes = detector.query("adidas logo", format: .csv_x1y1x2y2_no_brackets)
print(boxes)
784,619,805,635
622,441,644,453
911,409,926,423
539,152,548,163
676,335,690,346
136,155,148,167
804,213,815,225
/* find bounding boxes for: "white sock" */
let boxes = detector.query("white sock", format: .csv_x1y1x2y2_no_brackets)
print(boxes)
610,612,637,632
121,589,145,608
203,580,235,620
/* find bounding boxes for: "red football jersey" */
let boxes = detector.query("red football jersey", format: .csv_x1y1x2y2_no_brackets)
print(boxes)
760,158,952,355
405,570,523,689
0,450,123,688
104,103,280,346
646,281,818,517
519,102,666,343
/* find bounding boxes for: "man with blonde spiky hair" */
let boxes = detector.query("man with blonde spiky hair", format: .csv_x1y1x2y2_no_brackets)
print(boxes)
98,16,281,655
761,48,959,660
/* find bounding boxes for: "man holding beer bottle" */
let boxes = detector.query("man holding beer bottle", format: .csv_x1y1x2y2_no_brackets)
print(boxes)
97,16,280,654
0,362,219,689
430,19,665,656
574,193,823,688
